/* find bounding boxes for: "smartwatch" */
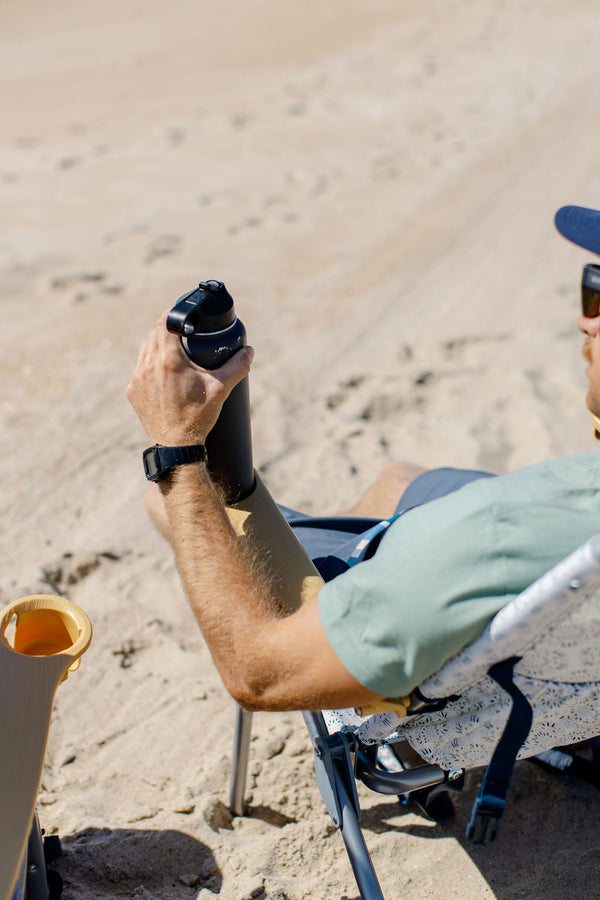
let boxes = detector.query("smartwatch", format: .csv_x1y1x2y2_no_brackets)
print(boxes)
142,443,207,482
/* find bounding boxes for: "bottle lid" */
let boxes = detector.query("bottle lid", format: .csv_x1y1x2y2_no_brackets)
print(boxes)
167,280,236,335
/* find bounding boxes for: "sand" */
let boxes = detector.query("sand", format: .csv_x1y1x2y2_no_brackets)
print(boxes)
2,0,600,896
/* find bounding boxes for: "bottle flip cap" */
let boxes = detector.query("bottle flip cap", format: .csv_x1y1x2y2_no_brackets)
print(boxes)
166,280,236,336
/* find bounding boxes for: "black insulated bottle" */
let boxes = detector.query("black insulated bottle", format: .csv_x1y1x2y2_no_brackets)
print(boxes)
166,280,254,503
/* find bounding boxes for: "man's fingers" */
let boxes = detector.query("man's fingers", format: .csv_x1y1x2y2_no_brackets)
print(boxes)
152,311,254,383
135,335,152,368
155,309,170,330
129,311,253,394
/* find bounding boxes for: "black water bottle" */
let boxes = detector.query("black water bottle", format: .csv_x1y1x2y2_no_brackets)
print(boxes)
166,280,254,503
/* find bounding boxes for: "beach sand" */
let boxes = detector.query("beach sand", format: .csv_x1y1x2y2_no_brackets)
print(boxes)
2,0,600,896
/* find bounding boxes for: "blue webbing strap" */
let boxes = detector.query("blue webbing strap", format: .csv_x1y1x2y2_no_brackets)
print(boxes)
346,513,402,568
466,656,533,844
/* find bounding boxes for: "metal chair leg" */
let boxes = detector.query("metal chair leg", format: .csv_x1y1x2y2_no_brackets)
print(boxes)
229,705,253,816
303,711,384,900
338,776,385,900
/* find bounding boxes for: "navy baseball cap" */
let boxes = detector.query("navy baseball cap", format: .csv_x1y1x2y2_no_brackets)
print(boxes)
555,205,600,255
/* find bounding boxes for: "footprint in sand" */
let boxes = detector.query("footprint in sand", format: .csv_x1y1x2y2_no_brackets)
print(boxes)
144,234,182,264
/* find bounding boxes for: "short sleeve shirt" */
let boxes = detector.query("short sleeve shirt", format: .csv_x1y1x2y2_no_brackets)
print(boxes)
318,452,600,697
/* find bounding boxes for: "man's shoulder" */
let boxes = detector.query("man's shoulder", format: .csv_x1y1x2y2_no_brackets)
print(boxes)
487,451,600,494
385,450,600,545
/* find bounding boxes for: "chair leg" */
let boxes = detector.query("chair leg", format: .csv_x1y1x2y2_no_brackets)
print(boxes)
303,712,384,900
337,776,385,900
229,705,253,816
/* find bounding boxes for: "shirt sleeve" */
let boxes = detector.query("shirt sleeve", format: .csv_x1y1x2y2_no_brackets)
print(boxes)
317,491,509,697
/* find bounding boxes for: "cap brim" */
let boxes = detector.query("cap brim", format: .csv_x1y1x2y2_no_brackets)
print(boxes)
555,205,600,256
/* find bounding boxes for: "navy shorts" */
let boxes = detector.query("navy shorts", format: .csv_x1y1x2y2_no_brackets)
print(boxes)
280,467,494,582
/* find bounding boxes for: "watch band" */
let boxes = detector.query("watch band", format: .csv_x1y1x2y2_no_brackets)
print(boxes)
142,443,207,482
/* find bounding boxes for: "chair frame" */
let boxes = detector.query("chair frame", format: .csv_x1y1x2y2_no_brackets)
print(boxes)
224,480,600,898
229,706,464,900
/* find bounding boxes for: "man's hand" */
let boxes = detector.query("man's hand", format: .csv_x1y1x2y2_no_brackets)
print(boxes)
127,310,254,445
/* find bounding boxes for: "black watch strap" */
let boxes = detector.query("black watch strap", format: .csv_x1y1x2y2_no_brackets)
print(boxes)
142,443,207,482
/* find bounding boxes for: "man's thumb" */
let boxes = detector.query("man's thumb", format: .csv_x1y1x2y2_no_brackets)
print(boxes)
219,345,254,388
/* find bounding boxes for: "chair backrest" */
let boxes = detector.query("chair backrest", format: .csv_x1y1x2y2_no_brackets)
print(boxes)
346,534,600,770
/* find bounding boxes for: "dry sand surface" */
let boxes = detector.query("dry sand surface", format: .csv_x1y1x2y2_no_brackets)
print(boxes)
3,0,600,897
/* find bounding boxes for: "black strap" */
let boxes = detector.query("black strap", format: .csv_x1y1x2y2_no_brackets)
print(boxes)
466,656,533,845
143,443,207,482
159,444,207,467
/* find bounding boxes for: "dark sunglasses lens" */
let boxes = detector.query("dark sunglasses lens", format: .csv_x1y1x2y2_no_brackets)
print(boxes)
582,264,600,317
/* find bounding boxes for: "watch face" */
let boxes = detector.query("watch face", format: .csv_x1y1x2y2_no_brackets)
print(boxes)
143,446,161,481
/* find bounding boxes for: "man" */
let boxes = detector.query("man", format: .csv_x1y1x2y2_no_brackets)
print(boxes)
127,204,600,713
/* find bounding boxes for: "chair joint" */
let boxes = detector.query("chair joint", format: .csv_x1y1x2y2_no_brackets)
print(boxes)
313,730,361,828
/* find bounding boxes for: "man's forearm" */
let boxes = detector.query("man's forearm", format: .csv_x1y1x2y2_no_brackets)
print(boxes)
128,318,381,711
160,462,284,704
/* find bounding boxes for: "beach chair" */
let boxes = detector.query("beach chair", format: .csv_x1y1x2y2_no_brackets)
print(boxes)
225,482,600,900
0,595,92,900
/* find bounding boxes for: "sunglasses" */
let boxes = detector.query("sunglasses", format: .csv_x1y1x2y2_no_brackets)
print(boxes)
582,264,600,318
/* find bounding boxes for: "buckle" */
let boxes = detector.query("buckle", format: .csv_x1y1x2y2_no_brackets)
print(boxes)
466,790,506,845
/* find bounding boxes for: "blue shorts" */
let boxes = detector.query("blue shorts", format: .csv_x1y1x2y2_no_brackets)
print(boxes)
280,467,494,582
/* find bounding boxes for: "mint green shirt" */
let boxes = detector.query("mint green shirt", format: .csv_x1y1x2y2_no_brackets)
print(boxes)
318,452,600,697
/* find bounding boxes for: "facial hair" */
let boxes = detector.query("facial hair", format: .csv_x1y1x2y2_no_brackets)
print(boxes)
583,336,592,364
